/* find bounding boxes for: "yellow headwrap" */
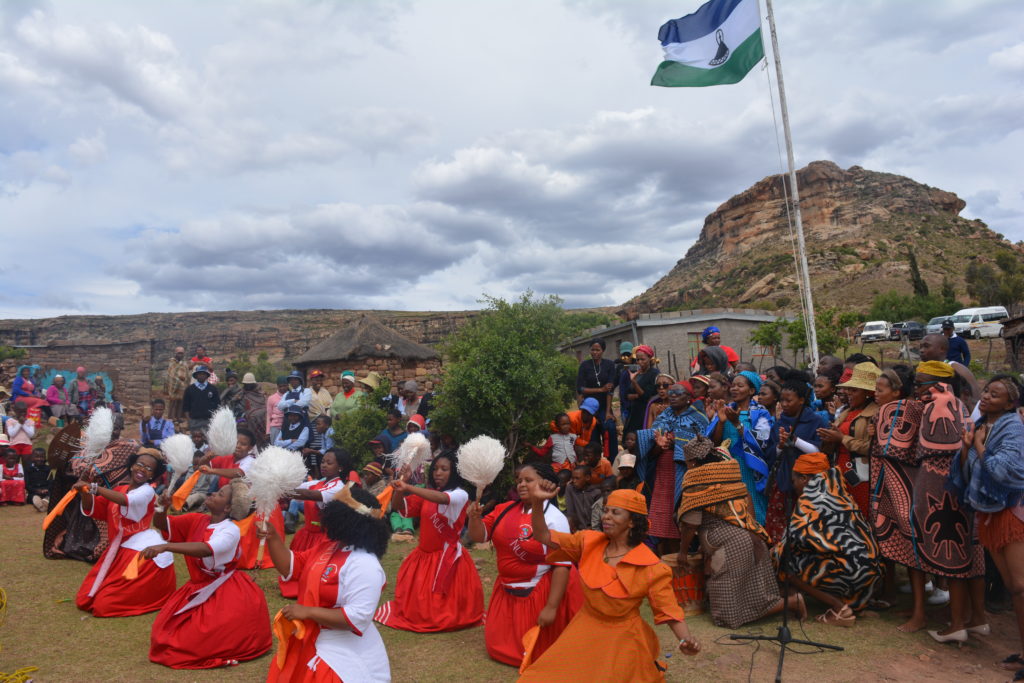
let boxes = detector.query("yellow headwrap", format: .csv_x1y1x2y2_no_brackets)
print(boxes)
916,360,954,378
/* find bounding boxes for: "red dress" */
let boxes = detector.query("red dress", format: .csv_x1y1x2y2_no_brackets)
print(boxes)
374,488,483,632
279,476,345,598
267,541,390,683
149,513,272,669
0,464,26,503
76,484,176,616
482,501,583,666
210,453,286,569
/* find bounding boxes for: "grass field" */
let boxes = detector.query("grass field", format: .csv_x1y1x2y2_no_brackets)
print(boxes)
0,503,1015,682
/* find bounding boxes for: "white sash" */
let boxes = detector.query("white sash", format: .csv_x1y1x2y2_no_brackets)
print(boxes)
173,570,235,615
88,527,123,597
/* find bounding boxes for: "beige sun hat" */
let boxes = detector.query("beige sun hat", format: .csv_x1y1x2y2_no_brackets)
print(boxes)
837,362,882,392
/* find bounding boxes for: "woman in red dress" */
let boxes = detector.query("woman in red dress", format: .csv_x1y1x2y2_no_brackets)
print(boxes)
202,427,286,569
145,479,272,669
263,484,392,682
374,452,484,632
74,448,176,617
278,449,347,598
467,461,583,667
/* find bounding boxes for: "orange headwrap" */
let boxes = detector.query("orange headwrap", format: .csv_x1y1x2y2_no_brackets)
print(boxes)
606,489,647,515
793,452,830,475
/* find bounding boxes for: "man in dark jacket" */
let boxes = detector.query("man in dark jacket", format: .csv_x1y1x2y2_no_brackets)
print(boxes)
942,319,971,366
182,365,219,431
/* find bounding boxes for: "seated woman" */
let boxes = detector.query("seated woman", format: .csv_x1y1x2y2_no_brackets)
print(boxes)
274,406,310,451
74,449,176,617
262,484,392,683
678,445,804,629
774,452,881,626
11,366,47,413
46,374,77,423
146,479,272,669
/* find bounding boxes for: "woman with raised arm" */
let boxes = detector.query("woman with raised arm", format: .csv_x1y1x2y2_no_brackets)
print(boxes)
517,479,699,682
261,483,392,683
74,448,176,616
146,479,272,669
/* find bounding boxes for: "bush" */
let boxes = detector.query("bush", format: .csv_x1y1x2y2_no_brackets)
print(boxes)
332,378,392,468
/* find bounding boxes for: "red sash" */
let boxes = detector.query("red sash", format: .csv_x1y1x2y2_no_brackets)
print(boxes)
431,509,463,594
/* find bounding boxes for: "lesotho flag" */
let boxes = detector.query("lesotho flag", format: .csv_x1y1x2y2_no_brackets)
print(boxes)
651,0,764,87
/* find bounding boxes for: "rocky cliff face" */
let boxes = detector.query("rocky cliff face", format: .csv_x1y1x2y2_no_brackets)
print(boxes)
624,161,1021,314
0,309,475,371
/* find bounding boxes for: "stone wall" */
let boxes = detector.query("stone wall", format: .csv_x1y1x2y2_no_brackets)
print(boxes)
300,358,443,395
17,340,153,416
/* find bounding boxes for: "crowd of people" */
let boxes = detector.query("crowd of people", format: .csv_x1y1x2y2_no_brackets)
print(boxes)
2,326,1024,682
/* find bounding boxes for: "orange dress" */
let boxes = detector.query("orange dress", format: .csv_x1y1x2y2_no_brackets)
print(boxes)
518,530,686,683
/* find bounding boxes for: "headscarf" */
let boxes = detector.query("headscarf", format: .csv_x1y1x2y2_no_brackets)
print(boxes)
916,360,954,378
701,326,721,342
634,344,655,360
362,462,384,478
793,452,830,475
838,368,853,384
606,489,647,515
340,370,356,383
669,381,694,396
679,460,770,545
738,371,762,393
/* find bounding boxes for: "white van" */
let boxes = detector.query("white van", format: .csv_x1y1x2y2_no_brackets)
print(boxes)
860,320,890,342
949,306,1009,339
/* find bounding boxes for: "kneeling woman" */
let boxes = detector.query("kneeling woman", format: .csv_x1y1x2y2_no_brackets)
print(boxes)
774,452,881,626
75,448,176,617
678,456,805,629
262,484,392,683
374,452,484,632
518,484,699,682
146,480,272,669
467,461,583,667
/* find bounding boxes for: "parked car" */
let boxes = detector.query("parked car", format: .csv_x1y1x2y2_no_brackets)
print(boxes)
949,306,1009,339
860,320,890,343
926,316,947,335
889,321,925,341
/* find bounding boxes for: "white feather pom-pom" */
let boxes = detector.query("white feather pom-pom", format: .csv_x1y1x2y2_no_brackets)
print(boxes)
161,433,195,475
457,435,507,492
206,406,237,456
246,446,308,517
391,432,431,475
82,407,114,457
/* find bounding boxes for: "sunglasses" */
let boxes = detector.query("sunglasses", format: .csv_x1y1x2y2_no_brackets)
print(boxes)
667,390,689,397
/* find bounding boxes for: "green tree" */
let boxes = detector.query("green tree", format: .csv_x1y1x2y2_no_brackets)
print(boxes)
966,261,1001,306
0,346,28,362
748,320,784,357
906,246,929,297
332,378,392,468
564,310,619,338
225,351,277,382
430,292,578,460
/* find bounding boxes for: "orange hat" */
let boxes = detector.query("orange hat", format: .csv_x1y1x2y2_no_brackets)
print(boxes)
606,489,647,515
793,452,830,475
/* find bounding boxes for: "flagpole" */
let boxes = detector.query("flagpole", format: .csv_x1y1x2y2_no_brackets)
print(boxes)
763,0,818,370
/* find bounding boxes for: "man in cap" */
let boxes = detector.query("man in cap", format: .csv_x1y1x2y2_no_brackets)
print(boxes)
181,365,220,431
307,369,333,419
164,346,190,420
566,397,604,460
941,319,971,366
919,333,980,410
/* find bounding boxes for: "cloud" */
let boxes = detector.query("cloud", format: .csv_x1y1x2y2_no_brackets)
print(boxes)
989,42,1024,75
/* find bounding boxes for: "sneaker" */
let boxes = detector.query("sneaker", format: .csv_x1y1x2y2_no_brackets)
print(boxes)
899,580,933,594
927,588,950,606
31,495,46,512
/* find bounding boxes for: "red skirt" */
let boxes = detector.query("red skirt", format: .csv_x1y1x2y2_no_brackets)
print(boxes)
278,524,326,598
485,568,583,667
374,546,483,633
979,509,1024,552
238,507,286,570
0,479,26,503
76,546,176,617
150,572,272,669
764,486,787,544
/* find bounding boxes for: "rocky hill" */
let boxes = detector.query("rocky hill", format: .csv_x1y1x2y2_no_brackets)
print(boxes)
623,161,1023,314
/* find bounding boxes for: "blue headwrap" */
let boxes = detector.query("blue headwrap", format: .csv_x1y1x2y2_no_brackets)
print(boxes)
739,371,763,393
701,326,720,342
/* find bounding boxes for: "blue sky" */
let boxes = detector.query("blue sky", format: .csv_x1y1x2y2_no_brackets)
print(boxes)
1,0,1022,317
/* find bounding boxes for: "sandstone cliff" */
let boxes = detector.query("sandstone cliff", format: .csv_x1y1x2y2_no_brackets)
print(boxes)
623,161,1022,314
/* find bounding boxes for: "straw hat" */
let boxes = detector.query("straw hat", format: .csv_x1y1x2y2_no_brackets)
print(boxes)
837,362,882,392
359,371,381,390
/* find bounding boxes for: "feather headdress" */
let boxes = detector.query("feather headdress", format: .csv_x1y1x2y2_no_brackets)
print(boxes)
81,406,114,458
390,432,431,479
456,435,507,499
206,406,237,457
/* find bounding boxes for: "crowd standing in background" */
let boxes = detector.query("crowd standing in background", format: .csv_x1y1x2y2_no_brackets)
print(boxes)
2,326,1024,683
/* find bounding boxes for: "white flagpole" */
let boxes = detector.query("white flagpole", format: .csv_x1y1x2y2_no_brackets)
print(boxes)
763,0,819,370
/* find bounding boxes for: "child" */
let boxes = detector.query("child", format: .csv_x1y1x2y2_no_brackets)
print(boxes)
532,413,578,473
368,439,386,466
300,414,334,478
615,453,642,493
375,452,484,632
583,442,613,485
361,461,388,497
555,469,571,512
140,398,175,448
590,476,617,530
25,447,51,511
690,376,710,416
0,447,25,505
611,431,638,474
5,405,35,458
564,465,601,533
182,451,219,511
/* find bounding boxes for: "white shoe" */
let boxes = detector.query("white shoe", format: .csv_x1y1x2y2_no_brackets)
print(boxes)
899,580,933,594
927,588,950,605
31,495,46,512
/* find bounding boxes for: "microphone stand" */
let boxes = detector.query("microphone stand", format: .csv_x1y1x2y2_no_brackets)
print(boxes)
728,444,842,682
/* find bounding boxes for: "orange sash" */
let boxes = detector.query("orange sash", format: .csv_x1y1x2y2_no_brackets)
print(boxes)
42,486,84,530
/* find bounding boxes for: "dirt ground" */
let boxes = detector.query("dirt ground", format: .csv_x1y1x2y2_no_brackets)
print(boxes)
0,504,1020,682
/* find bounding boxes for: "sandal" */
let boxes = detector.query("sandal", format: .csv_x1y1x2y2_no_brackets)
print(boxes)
815,605,855,627
1001,654,1024,672
867,598,894,610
